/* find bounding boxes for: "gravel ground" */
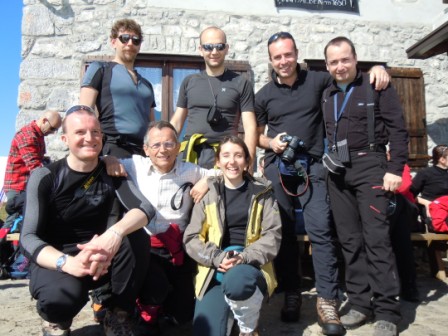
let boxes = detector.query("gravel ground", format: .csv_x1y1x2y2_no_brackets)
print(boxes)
1,249,448,335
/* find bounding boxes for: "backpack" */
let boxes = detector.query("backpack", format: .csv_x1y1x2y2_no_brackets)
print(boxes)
428,196,448,233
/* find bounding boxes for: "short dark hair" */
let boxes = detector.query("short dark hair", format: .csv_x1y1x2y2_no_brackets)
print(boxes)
432,144,448,165
110,19,143,39
267,31,297,58
324,36,357,61
144,121,179,145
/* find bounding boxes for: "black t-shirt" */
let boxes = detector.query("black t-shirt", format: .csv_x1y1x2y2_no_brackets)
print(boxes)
177,70,254,143
222,180,252,247
411,165,448,201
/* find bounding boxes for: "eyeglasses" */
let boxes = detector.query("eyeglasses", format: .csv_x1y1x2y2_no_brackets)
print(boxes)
46,119,58,132
201,43,227,52
117,34,142,46
268,31,294,46
65,105,96,116
147,141,177,150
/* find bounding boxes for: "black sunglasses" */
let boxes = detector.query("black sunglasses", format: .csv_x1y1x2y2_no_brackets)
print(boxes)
46,119,58,132
65,105,96,116
201,43,227,52
117,34,142,46
268,31,294,46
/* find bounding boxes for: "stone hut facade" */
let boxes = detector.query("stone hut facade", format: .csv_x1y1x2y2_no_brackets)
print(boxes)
18,0,448,159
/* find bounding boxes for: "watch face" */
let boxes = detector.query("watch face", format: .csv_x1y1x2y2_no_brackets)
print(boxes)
56,255,67,272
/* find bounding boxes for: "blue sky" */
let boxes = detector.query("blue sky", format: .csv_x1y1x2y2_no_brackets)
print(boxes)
1,2,23,157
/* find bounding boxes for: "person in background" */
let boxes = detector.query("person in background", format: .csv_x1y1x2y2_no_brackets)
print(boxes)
103,121,216,335
184,135,281,336
20,105,155,336
387,149,419,302
255,31,389,335
80,18,155,158
3,110,62,228
410,144,448,221
170,26,257,169
322,36,408,336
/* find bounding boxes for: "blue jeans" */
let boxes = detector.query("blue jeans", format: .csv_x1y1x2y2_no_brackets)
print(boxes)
193,264,267,336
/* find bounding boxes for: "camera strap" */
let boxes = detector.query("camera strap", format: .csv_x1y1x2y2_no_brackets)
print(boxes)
366,85,376,150
332,86,354,150
277,159,309,197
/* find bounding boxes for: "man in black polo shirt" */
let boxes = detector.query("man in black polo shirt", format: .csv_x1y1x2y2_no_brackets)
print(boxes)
255,32,389,336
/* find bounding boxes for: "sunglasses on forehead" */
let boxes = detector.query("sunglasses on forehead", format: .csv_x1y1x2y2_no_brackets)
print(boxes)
65,105,96,116
201,43,227,52
268,31,294,46
117,34,142,46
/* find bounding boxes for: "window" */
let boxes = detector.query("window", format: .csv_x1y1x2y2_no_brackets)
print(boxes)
83,54,252,138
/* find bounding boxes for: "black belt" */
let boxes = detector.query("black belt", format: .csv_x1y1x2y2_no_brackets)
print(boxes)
350,144,386,153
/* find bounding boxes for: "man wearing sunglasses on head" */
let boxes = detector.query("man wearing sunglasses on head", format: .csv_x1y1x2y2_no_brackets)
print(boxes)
170,26,257,170
79,19,156,324
80,18,155,158
255,32,390,336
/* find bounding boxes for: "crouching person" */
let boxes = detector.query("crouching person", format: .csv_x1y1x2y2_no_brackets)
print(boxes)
20,105,155,336
184,136,282,336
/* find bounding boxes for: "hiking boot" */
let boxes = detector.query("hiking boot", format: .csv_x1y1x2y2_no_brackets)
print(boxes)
239,331,259,336
316,297,346,335
373,320,398,336
103,308,134,336
133,316,161,336
133,301,161,335
340,309,369,329
42,320,71,336
280,290,301,322
92,302,107,323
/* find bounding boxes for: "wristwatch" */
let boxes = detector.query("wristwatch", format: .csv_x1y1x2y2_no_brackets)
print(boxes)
56,254,68,273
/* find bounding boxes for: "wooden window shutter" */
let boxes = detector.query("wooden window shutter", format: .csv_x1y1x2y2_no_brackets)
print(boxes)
389,67,428,168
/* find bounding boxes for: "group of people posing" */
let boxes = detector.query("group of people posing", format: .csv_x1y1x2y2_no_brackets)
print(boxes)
6,17,445,336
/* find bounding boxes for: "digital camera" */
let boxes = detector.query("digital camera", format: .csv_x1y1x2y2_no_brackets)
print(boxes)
280,134,306,163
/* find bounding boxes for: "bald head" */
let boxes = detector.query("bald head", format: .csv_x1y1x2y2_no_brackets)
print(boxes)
199,26,227,44
37,110,62,135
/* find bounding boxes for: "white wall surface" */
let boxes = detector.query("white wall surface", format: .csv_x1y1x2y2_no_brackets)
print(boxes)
146,0,447,25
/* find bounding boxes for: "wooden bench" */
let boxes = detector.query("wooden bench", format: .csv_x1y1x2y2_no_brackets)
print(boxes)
297,232,448,280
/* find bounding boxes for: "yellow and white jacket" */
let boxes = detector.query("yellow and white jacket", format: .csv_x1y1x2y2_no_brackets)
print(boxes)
183,175,282,300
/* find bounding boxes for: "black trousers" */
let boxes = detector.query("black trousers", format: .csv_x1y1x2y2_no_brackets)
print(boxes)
265,159,339,298
140,249,196,324
327,150,400,324
29,228,150,323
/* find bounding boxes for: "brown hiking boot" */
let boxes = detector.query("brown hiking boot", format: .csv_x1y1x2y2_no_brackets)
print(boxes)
316,297,346,336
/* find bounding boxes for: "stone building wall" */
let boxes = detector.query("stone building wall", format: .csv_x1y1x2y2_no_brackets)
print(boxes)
19,0,448,158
